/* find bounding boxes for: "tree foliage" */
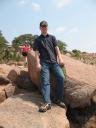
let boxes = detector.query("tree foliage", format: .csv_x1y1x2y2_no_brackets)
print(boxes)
57,40,67,54
72,49,82,59
12,34,37,51
0,30,8,49
0,30,9,63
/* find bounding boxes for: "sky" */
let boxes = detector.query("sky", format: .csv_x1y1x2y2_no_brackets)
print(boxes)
0,0,96,52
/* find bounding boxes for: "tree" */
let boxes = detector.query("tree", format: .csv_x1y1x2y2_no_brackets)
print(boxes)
12,34,36,51
72,49,82,59
57,40,67,54
0,30,8,48
0,30,9,63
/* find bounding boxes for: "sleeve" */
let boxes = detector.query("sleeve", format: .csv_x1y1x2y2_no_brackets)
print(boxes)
52,36,58,47
33,39,39,51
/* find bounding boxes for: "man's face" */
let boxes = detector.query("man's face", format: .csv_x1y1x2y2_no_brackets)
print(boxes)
40,25,48,35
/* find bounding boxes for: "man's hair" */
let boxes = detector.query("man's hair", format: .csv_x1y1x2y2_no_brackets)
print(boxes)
40,20,48,27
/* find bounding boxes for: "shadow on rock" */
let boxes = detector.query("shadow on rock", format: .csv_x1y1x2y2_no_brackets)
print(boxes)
7,70,38,92
67,102,96,127
16,70,38,92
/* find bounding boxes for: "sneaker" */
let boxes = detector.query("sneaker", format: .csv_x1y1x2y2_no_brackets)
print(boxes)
39,103,51,112
52,99,67,110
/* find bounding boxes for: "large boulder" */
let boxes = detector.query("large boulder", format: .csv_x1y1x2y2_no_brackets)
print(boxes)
0,75,10,85
63,55,96,108
0,64,22,83
27,51,41,86
0,81,16,103
0,65,22,103
0,64,35,91
27,51,96,108
0,92,70,128
16,70,37,91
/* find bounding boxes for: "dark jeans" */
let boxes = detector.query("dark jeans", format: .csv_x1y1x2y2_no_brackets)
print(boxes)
40,61,65,104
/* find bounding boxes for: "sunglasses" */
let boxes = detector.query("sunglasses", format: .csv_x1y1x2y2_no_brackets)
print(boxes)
41,25,47,28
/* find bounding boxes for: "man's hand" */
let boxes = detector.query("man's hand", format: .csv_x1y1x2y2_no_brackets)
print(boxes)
55,46,64,67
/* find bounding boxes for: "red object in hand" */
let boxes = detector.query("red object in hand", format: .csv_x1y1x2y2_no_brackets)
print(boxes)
22,46,30,52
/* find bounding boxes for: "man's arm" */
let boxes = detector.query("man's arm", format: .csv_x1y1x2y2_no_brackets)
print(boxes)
55,46,62,60
52,36,64,65
55,46,64,65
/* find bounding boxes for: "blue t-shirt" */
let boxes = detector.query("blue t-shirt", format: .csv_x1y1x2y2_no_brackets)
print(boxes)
33,34,58,63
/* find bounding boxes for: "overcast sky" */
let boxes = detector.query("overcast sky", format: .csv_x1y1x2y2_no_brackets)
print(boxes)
0,0,96,52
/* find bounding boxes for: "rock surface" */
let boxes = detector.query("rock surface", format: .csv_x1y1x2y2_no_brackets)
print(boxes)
0,64,34,103
16,70,36,91
63,55,96,108
0,92,70,128
0,82,16,103
0,73,17,103
0,64,35,91
0,75,10,85
27,51,41,86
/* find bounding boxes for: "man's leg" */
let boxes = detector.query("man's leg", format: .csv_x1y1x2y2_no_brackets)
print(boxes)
40,62,51,103
50,63,67,109
51,63,65,102
39,62,51,112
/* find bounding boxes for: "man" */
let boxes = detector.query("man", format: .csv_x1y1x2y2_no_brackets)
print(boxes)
33,21,66,112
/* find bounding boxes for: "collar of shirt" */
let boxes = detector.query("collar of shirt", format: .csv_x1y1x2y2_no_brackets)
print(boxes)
40,34,49,38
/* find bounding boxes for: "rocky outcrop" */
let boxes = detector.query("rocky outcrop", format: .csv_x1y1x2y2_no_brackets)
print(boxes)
27,51,41,86
0,64,70,128
0,64,35,91
0,74,16,103
0,75,10,85
63,55,96,108
0,64,34,103
0,82,16,103
27,51,96,108
0,92,70,128
16,70,37,91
